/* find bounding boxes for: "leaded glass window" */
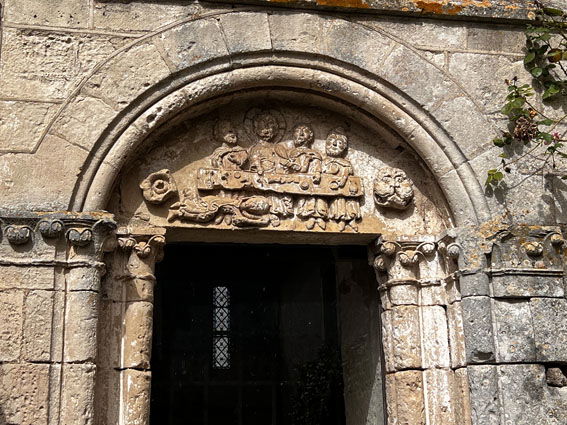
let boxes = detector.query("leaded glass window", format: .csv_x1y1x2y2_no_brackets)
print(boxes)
212,286,231,369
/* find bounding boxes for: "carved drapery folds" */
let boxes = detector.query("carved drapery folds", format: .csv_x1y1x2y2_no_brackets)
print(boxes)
138,108,417,233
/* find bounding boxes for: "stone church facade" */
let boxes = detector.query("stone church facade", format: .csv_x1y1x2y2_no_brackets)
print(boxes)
1,0,566,424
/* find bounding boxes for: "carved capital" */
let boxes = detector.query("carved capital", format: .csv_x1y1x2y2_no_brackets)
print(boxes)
0,212,116,257
117,233,166,262
488,226,565,270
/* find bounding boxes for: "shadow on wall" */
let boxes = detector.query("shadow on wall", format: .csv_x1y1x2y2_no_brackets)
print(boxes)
337,257,387,425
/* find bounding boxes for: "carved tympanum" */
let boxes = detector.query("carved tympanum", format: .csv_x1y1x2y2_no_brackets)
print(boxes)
373,166,414,210
142,109,365,232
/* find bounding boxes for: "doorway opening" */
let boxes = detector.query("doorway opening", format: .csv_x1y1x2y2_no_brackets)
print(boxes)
150,243,385,425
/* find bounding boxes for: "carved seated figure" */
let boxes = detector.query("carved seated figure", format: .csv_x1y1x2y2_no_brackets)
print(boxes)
322,130,361,232
248,111,283,175
284,124,327,230
210,120,248,170
247,110,293,219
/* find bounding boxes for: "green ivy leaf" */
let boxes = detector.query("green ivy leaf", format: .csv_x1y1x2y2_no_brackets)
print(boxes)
524,52,536,64
531,67,544,77
540,132,553,142
543,84,561,99
493,138,506,147
539,119,555,126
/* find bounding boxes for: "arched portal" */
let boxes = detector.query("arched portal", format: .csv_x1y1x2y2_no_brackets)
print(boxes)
51,10,483,425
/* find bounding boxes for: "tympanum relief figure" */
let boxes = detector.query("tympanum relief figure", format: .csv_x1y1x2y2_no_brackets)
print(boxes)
373,167,414,210
140,107,415,233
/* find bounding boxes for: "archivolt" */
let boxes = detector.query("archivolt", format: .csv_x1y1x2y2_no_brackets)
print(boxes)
45,10,491,225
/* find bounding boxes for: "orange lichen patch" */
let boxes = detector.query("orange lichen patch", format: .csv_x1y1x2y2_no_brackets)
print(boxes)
413,0,492,15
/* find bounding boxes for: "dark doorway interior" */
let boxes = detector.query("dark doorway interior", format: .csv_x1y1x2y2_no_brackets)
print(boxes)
150,243,383,425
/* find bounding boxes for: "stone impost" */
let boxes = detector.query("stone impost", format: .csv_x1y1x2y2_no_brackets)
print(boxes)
371,232,471,425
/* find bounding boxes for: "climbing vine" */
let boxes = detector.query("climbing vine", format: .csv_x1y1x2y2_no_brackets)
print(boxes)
487,1,567,187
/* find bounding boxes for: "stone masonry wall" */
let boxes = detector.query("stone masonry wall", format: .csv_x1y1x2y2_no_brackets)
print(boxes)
1,0,567,424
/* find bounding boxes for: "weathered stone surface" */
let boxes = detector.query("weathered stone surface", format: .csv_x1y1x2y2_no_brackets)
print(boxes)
0,290,24,361
0,28,78,100
421,305,451,368
59,363,96,425
497,364,549,425
453,368,473,425
424,369,457,425
448,52,525,114
466,25,526,54
467,365,501,425
50,95,118,151
0,363,50,425
153,19,229,72
0,101,59,153
65,266,102,291
382,305,422,371
0,265,55,290
447,301,467,368
219,12,271,55
531,298,567,362
493,298,536,363
122,369,151,425
64,290,99,362
546,367,567,388
492,274,565,298
3,0,90,28
367,18,467,49
386,370,425,425
93,1,199,32
122,301,153,369
23,290,54,361
462,296,496,364
82,43,171,110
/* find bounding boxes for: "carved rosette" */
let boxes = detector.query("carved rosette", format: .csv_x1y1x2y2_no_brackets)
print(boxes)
140,169,178,205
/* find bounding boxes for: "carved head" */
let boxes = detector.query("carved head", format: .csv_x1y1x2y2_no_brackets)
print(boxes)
214,120,238,146
293,124,314,147
373,167,414,210
253,112,278,142
325,130,348,157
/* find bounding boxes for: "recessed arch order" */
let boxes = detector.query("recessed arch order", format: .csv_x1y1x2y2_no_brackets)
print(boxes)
51,10,490,226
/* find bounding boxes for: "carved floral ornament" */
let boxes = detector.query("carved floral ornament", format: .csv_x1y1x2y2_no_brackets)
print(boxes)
139,108,416,233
